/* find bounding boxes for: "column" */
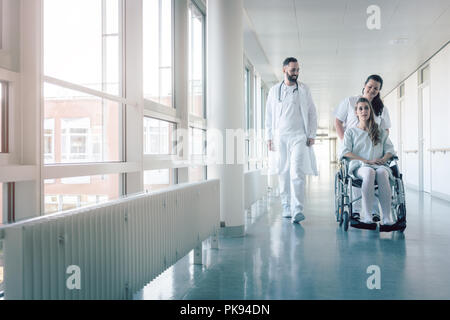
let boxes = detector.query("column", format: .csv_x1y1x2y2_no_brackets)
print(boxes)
207,0,245,237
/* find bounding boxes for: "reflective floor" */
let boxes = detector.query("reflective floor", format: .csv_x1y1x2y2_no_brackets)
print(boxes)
134,166,450,300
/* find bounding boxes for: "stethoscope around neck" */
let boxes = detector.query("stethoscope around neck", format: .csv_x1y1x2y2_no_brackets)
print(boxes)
278,81,299,102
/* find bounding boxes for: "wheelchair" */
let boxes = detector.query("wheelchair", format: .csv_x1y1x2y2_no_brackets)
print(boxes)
334,156,407,232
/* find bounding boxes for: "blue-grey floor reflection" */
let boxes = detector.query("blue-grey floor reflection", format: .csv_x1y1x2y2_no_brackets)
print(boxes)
134,167,450,300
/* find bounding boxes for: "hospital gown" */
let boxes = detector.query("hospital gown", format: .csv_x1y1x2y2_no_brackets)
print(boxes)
340,127,396,180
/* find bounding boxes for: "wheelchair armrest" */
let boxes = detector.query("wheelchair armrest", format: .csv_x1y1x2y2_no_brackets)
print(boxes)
339,157,351,178
387,155,399,166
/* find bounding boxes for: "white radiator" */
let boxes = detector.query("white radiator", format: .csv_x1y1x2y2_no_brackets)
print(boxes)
0,180,220,300
244,170,268,210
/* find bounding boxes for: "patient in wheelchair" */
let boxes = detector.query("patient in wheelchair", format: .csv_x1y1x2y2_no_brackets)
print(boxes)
340,97,397,229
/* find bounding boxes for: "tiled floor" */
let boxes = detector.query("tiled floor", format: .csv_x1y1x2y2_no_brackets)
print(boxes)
134,167,450,300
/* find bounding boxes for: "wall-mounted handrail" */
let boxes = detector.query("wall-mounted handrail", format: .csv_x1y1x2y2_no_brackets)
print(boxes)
429,148,450,153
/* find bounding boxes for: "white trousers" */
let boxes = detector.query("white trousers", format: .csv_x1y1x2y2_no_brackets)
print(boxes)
352,188,380,213
277,134,306,214
355,166,393,224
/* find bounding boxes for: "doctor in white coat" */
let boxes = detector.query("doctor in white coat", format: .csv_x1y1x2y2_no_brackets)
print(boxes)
265,57,318,224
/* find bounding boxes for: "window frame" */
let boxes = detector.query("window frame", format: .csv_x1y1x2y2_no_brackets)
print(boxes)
42,0,127,213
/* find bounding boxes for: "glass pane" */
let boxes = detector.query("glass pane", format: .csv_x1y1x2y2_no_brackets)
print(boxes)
189,166,206,182
143,117,176,155
105,0,119,34
44,83,121,164
44,0,121,96
143,0,173,107
190,127,206,155
144,169,176,192
261,86,266,130
44,118,55,162
105,36,120,94
244,69,249,130
44,174,120,214
160,67,173,107
188,2,204,118
160,0,172,67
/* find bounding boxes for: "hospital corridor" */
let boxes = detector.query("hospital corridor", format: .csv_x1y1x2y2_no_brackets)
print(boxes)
1,0,450,302
135,146,450,300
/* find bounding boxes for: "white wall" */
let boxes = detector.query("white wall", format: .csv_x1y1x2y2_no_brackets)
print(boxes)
385,42,450,201
430,44,450,199
383,91,398,150
402,72,420,189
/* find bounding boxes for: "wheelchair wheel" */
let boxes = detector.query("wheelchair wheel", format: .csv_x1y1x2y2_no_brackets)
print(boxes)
334,173,341,222
343,211,349,232
398,203,406,221
338,197,344,227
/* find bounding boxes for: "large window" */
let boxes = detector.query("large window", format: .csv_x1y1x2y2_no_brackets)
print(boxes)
44,0,122,95
143,117,176,155
190,127,206,156
189,166,206,182
244,67,250,130
188,1,205,118
44,174,120,214
44,84,121,164
43,0,124,214
261,85,268,161
144,169,177,192
143,0,173,108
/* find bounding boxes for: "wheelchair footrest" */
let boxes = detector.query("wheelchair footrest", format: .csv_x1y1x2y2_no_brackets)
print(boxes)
350,221,377,230
380,222,406,232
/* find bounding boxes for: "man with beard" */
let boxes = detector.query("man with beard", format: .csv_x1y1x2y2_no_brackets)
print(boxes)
265,57,319,224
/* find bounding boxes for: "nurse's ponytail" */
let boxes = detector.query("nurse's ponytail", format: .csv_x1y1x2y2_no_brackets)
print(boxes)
363,75,384,117
371,93,384,117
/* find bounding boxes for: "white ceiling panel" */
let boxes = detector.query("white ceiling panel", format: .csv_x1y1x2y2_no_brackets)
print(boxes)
244,0,450,131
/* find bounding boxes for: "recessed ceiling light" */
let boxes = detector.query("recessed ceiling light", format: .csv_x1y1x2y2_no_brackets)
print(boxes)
390,38,409,45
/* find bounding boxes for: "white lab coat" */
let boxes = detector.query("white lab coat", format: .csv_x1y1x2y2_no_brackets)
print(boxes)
265,81,319,176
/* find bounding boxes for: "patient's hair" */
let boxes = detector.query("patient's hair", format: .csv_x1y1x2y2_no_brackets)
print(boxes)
355,97,381,146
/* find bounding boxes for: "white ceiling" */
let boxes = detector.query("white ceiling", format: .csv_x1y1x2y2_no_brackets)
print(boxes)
243,0,450,130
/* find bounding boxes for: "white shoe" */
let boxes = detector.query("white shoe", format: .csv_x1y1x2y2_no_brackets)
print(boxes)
292,212,305,223
361,216,373,224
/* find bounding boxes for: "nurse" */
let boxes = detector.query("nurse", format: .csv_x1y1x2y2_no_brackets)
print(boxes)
265,57,318,224
334,75,391,221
